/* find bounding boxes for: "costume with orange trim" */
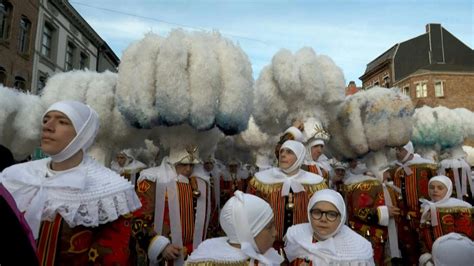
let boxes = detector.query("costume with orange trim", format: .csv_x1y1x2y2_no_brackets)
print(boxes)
387,145,437,266
344,175,398,266
132,153,211,266
244,168,327,250
417,175,474,265
220,169,246,206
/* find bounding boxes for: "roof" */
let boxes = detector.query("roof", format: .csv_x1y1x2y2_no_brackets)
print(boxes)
361,44,398,77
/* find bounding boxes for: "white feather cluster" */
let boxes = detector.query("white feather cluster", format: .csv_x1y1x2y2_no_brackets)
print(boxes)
412,106,468,151
253,47,346,135
235,116,278,164
0,86,44,159
329,87,414,160
116,30,253,135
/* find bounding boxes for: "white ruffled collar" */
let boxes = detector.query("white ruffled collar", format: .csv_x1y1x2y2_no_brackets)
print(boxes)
284,223,374,265
1,156,141,237
186,237,282,266
255,167,324,185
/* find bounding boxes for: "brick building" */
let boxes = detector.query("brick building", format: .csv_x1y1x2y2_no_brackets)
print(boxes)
360,23,474,111
0,0,39,91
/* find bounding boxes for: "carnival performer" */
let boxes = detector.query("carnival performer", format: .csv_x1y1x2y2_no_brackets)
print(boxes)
111,149,147,184
343,173,401,265
0,100,141,265
247,140,327,251
385,141,437,266
132,146,211,266
284,189,374,265
277,120,332,184
203,155,223,237
221,158,247,205
418,175,473,266
330,161,347,194
186,191,283,266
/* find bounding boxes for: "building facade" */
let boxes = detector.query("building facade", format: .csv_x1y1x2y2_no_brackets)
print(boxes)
31,0,119,94
360,24,474,111
0,0,39,91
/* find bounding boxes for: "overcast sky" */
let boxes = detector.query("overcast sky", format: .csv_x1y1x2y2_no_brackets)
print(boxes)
70,0,473,86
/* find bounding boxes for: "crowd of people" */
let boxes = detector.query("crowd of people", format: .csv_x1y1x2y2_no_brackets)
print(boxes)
1,100,474,266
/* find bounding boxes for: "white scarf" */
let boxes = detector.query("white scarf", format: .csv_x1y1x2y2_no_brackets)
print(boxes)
43,101,99,163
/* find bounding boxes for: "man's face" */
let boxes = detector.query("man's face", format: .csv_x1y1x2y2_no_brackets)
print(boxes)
203,161,214,172
395,146,408,161
228,164,238,173
348,159,358,169
116,154,127,167
335,168,345,178
41,111,76,155
311,144,324,161
175,163,194,177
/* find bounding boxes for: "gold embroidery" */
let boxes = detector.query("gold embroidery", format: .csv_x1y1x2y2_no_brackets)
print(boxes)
249,177,327,195
88,248,99,262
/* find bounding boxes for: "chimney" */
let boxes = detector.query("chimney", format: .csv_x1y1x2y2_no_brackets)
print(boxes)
426,23,445,64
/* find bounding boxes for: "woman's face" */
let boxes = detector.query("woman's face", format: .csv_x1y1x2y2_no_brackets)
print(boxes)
310,201,341,240
254,219,277,254
429,181,448,202
41,111,76,155
279,148,297,170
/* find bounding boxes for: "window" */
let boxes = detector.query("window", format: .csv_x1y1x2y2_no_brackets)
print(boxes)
435,81,444,97
373,81,379,86
65,42,75,71
37,73,47,94
41,23,54,58
416,82,427,98
402,86,409,96
0,1,11,40
18,17,31,54
0,66,6,85
13,76,26,91
79,52,89,69
383,76,390,88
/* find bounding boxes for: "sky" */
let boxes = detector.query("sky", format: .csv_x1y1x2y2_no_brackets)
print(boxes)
70,0,473,86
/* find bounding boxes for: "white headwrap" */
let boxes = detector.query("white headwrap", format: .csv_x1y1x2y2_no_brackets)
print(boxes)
43,101,99,162
403,141,414,155
307,189,346,240
280,140,306,174
219,191,282,265
420,175,461,226
432,233,474,266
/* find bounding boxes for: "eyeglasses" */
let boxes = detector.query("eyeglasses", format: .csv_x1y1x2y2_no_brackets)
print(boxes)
310,209,340,222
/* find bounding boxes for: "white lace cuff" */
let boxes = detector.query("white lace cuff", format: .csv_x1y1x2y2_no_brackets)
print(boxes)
148,235,170,265
377,206,389,226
